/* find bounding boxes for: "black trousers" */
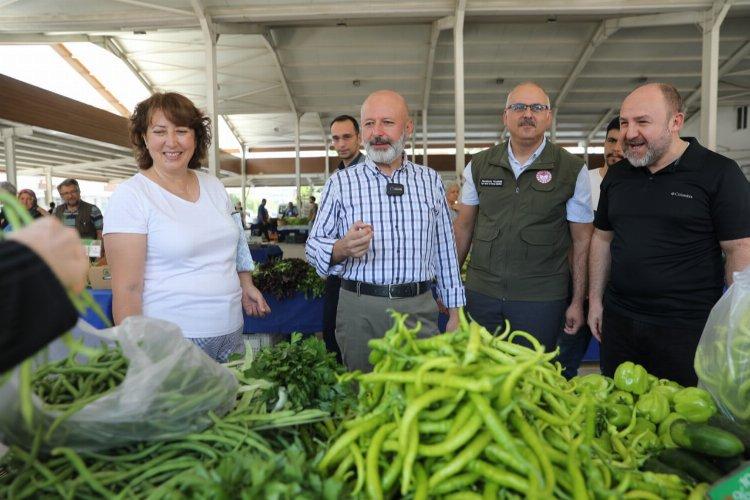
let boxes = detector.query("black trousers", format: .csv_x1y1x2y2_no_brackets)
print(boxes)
322,275,343,363
600,308,702,387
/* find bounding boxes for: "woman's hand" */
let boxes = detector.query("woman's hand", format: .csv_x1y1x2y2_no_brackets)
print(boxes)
239,273,271,317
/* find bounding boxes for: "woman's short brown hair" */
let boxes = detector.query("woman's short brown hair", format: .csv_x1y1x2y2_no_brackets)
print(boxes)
129,92,211,170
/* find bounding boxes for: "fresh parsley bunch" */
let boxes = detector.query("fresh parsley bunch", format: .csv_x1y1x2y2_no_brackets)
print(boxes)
245,333,356,416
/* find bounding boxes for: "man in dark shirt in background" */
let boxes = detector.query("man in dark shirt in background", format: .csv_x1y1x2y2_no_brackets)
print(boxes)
322,115,365,362
257,198,270,241
589,83,750,386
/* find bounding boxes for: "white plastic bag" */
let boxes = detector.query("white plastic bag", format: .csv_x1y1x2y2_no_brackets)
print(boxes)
0,316,238,451
695,267,750,425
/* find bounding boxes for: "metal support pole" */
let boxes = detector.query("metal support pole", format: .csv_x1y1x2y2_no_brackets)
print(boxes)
584,140,590,167
295,113,302,207
453,0,466,180
192,0,220,176
550,115,557,142
324,135,330,180
700,2,730,151
422,108,429,166
240,143,247,216
3,134,16,188
45,167,53,205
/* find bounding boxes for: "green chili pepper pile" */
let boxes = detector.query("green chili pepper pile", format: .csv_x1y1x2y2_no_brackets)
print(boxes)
320,311,703,499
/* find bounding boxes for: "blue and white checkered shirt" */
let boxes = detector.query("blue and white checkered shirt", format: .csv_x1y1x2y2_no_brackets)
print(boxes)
306,157,466,308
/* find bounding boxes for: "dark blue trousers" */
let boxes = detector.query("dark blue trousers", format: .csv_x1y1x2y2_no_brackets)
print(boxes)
465,288,567,352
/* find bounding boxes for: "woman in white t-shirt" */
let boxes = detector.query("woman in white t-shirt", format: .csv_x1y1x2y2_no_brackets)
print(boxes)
104,93,270,362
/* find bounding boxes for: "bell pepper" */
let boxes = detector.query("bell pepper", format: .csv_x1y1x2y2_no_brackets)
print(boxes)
574,373,613,401
631,418,657,435
658,413,686,448
636,390,671,424
606,403,632,428
628,429,662,455
649,384,680,405
673,387,717,423
614,361,650,395
656,378,683,390
607,390,635,406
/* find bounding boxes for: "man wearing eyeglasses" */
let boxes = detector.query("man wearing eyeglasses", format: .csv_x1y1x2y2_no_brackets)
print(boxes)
454,82,594,351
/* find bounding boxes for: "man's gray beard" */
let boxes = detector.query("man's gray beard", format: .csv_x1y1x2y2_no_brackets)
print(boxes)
365,133,406,164
623,134,671,168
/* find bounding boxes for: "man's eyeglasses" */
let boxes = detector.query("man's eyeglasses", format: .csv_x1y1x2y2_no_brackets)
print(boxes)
506,103,550,113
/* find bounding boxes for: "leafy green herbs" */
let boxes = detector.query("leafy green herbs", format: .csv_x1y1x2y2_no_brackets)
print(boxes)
245,333,356,416
253,258,325,300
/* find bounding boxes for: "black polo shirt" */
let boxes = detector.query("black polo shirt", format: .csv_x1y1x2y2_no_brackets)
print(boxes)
336,152,365,171
594,137,750,328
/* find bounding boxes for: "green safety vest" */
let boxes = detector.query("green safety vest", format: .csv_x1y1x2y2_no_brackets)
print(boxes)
467,140,583,301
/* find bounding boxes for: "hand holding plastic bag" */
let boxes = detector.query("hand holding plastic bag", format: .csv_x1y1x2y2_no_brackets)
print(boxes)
695,267,750,425
0,316,238,452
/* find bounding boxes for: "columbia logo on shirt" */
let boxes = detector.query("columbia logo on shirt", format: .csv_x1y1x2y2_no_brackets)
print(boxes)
670,192,693,199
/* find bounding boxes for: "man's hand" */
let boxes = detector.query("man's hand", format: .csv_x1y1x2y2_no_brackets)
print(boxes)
563,301,585,335
331,221,373,263
8,217,88,294
587,299,604,342
436,298,448,315
445,308,460,332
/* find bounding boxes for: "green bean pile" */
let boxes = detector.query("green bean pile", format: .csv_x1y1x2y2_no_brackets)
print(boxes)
0,347,335,499
33,345,127,407
320,311,702,499
30,344,128,442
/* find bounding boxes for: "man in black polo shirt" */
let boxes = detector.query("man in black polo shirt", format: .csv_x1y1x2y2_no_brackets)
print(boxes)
323,115,365,362
589,83,750,385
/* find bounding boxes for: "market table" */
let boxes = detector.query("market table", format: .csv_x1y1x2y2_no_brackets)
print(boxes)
248,244,283,264
276,224,309,243
84,289,323,335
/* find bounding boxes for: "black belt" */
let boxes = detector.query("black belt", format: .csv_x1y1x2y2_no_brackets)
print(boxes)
341,279,432,299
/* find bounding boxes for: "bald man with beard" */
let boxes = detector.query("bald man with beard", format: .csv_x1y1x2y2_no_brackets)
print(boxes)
454,82,594,352
589,83,750,386
306,90,465,372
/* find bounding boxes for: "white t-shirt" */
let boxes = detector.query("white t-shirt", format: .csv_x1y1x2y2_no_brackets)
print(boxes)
104,171,243,338
589,168,604,211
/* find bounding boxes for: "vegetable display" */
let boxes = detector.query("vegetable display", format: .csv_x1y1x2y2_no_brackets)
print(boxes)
320,311,706,499
0,338,346,498
252,258,325,300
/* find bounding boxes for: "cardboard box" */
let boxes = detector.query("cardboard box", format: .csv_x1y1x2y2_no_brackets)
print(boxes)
88,265,112,289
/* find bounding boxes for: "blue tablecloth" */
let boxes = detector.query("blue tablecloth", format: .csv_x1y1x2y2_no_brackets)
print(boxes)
244,292,323,334
85,289,323,335
83,289,113,328
249,244,282,264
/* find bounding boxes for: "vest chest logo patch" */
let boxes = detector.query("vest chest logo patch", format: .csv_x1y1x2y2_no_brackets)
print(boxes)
480,179,504,187
535,170,552,184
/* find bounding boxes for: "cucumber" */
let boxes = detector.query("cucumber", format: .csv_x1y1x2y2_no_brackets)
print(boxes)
656,448,722,483
705,454,742,474
670,421,745,457
707,414,750,458
641,457,696,484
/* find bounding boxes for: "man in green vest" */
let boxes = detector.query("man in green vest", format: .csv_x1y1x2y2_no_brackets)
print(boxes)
453,82,594,351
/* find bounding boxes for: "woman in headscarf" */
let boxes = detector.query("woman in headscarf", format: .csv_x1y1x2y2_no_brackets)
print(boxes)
17,189,48,219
